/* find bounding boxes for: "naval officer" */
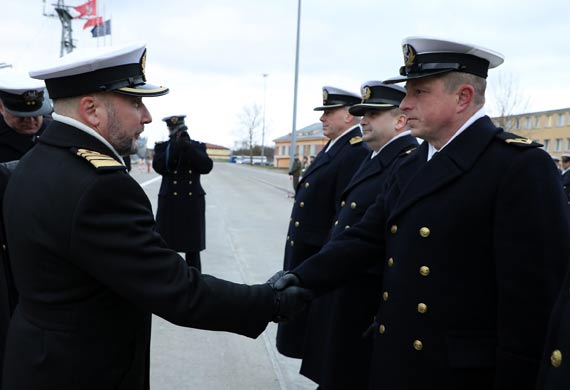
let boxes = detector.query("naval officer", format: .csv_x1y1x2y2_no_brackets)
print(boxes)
1,42,312,390
300,81,418,389
276,86,369,358
153,115,213,271
273,36,570,390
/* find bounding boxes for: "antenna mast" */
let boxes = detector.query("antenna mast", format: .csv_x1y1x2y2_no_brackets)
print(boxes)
43,0,76,57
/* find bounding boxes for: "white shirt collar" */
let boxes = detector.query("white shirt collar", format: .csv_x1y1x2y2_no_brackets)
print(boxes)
427,107,486,161
371,130,412,159
51,112,124,163
325,124,360,153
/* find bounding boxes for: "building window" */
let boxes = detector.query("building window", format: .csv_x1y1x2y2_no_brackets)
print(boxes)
566,138,570,151
546,115,553,128
514,118,520,130
525,117,532,129
543,139,550,151
557,113,566,127
556,138,563,151
285,145,289,156
310,144,316,156
534,117,541,128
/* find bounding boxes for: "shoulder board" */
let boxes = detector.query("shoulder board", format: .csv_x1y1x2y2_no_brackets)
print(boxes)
399,146,417,156
495,132,542,148
72,148,126,172
349,136,363,145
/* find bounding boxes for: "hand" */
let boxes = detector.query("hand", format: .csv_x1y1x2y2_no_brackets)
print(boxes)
267,271,313,322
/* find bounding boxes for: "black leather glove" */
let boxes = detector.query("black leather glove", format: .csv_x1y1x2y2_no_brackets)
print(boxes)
266,271,314,322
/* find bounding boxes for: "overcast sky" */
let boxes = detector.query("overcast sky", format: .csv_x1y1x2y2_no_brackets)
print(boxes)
2,0,569,148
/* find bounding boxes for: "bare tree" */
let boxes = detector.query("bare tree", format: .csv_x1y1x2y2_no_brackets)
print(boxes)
237,104,262,165
491,71,530,134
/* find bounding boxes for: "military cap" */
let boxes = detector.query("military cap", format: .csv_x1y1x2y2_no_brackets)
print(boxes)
29,42,169,99
313,86,360,111
561,154,570,162
384,36,504,84
349,81,406,116
0,69,52,117
162,115,187,130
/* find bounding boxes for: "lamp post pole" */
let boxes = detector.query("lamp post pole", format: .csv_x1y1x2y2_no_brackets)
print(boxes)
261,73,268,164
289,0,301,171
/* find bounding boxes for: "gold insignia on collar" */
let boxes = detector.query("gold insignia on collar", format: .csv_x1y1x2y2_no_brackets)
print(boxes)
403,44,416,67
76,149,124,169
171,117,178,125
505,137,532,145
349,136,363,145
362,86,371,100
323,89,329,103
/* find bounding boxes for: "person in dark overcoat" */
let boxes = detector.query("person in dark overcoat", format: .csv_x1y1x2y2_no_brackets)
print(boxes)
300,82,418,390
1,42,312,390
0,69,52,162
276,86,369,358
288,153,302,195
273,37,570,390
559,154,570,206
153,115,213,271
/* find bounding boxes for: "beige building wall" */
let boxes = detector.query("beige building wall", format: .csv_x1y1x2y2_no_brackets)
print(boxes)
493,108,570,159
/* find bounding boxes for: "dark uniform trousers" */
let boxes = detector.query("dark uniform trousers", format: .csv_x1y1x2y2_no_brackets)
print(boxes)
1,121,275,390
277,126,369,358
153,137,213,271
301,135,418,389
294,116,570,390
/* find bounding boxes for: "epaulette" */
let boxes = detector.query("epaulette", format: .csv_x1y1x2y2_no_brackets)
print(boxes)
399,146,417,156
72,148,126,172
349,136,363,145
495,132,542,148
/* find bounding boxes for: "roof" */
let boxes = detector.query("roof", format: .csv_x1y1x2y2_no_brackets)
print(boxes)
206,143,230,150
273,122,325,142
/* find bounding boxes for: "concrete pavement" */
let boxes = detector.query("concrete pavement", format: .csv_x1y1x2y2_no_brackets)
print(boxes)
130,162,316,390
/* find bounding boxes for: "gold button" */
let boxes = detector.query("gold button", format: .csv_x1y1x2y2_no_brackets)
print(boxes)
300,202,305,208
390,225,398,234
382,291,389,301
189,170,192,174
189,181,192,184
551,349,562,368
173,180,178,184
378,324,386,334
419,227,430,237
334,220,338,226
305,182,310,188
341,201,346,207
417,303,428,314
419,266,430,277
290,241,295,247
351,202,357,209
295,221,300,227
388,257,394,267
173,170,178,174
413,340,423,351
345,225,350,229
287,235,290,240
1,244,5,251
188,192,192,196
173,192,178,196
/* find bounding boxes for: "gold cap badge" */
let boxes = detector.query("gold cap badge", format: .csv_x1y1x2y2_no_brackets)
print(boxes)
403,44,416,67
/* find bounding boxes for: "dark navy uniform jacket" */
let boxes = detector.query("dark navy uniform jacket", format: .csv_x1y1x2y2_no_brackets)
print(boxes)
0,115,48,163
561,170,570,207
301,134,418,389
277,125,369,358
294,116,570,390
2,121,274,390
153,135,213,252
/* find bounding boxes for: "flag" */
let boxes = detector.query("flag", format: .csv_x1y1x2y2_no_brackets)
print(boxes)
91,19,111,37
83,16,103,29
74,0,97,18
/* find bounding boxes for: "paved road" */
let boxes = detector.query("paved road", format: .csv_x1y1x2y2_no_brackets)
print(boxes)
129,162,315,390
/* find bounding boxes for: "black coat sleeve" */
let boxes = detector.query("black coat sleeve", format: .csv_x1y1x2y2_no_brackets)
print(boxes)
69,172,274,338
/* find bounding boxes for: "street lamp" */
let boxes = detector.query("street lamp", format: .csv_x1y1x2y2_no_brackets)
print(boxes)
261,73,269,164
289,0,301,171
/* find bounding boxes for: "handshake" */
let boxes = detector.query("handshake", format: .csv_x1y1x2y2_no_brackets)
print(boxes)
267,271,314,323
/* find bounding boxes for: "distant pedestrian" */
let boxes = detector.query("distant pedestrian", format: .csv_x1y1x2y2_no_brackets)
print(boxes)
153,115,213,271
288,153,302,194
